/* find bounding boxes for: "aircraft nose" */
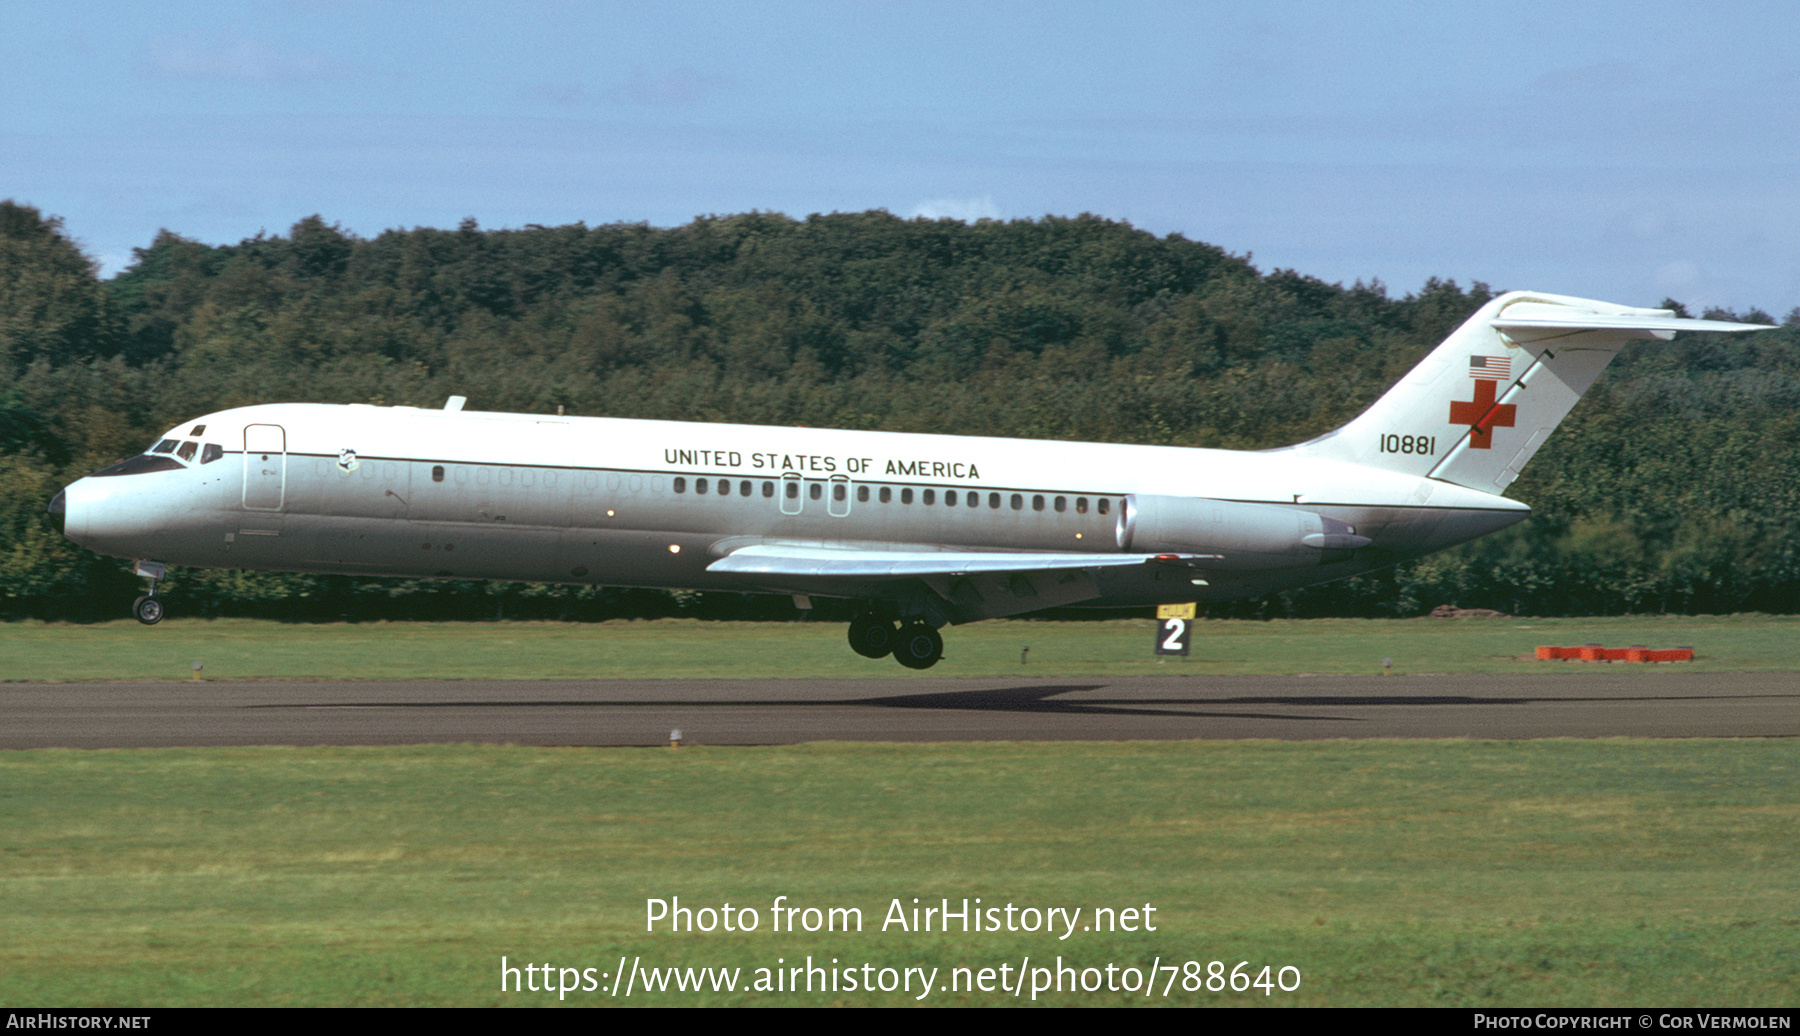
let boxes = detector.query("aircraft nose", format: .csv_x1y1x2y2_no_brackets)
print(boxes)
48,489,66,535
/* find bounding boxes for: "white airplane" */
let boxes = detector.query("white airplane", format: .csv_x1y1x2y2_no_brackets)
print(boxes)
50,291,1769,668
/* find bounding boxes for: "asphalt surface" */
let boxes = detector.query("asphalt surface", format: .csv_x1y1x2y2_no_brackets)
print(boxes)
2,671,1795,748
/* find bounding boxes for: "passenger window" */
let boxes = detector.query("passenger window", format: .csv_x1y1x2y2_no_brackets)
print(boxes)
1076,497,1088,514
1011,493,1023,510
834,484,847,502
764,481,775,498
1032,494,1044,511
1054,496,1066,512
175,441,198,461
857,486,869,503
809,483,822,500
740,480,752,497
785,481,798,499
696,478,709,495
201,443,223,465
1099,498,1111,515
152,439,177,454
945,491,958,507
901,488,913,504
880,487,892,503
923,489,935,505
432,465,445,482
989,492,1001,509
674,477,687,493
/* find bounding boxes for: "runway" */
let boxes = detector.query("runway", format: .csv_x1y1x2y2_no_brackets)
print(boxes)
2,671,1795,748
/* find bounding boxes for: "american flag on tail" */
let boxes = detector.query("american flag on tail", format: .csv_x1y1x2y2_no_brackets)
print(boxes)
1469,355,1510,381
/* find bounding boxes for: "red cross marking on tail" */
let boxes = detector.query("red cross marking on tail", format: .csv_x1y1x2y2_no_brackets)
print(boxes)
1448,379,1516,449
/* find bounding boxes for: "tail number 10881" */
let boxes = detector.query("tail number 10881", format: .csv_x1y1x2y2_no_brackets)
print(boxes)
1379,434,1436,455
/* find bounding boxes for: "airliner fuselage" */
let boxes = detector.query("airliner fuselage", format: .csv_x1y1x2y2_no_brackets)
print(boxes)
59,401,1523,597
50,291,1770,667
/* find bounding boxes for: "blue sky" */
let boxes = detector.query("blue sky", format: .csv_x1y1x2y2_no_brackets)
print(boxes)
5,1,1797,312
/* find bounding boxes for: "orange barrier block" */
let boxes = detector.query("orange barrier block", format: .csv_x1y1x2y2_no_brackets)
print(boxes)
1535,645,1694,663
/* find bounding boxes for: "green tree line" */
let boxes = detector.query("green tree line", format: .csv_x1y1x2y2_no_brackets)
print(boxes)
3,200,1797,621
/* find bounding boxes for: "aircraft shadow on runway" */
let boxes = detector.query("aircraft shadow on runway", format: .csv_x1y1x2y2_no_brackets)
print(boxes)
250,684,1359,721
249,683,1800,723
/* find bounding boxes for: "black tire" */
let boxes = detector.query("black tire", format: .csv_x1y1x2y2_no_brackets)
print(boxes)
133,595,164,625
848,616,898,659
892,623,943,669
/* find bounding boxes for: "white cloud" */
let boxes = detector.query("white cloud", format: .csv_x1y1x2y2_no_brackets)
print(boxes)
1650,260,1741,311
908,195,1002,222
1531,60,1648,95
146,33,338,82
612,68,719,107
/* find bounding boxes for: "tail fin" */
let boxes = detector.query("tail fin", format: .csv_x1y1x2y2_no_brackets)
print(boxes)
1286,291,1772,493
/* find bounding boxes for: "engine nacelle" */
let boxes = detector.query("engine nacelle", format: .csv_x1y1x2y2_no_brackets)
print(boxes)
1118,494,1369,570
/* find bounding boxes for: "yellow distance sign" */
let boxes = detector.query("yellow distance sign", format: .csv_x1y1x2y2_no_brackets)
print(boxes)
1156,602,1197,619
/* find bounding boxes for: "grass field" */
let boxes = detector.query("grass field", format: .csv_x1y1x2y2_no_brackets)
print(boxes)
3,616,1795,1007
1,739,1795,1007
4,613,1797,682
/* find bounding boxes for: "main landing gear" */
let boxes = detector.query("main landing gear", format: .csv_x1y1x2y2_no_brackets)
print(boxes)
847,611,944,669
848,613,898,659
892,622,944,669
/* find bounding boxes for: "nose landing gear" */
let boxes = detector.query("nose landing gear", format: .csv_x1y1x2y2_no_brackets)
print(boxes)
132,560,167,625
132,595,164,625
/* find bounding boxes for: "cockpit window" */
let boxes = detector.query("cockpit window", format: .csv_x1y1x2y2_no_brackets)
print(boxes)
152,439,178,454
91,455,185,477
201,443,223,464
189,424,207,436
176,441,198,461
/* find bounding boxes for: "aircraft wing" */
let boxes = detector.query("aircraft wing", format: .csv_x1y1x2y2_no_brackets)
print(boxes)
706,544,1210,621
705,544,1206,578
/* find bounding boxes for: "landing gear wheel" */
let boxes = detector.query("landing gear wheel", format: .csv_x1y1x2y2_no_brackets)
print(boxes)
132,595,164,625
892,622,943,670
848,615,898,658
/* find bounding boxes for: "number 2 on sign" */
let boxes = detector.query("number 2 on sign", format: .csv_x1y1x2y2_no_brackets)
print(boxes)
1156,617,1190,656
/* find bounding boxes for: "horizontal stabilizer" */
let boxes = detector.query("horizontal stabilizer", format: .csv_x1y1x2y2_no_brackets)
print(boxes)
1492,304,1774,338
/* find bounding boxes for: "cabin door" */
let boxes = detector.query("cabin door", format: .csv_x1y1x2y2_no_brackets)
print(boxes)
242,424,287,511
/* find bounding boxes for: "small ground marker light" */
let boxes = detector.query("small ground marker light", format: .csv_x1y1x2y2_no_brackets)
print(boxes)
1021,646,1029,665
1382,657,1392,676
669,729,682,749
192,660,204,681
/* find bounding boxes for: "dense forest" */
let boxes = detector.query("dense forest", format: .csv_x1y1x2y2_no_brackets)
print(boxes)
3,199,1797,621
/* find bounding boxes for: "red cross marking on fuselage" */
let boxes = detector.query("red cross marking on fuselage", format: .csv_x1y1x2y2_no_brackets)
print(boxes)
1448,378,1516,449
